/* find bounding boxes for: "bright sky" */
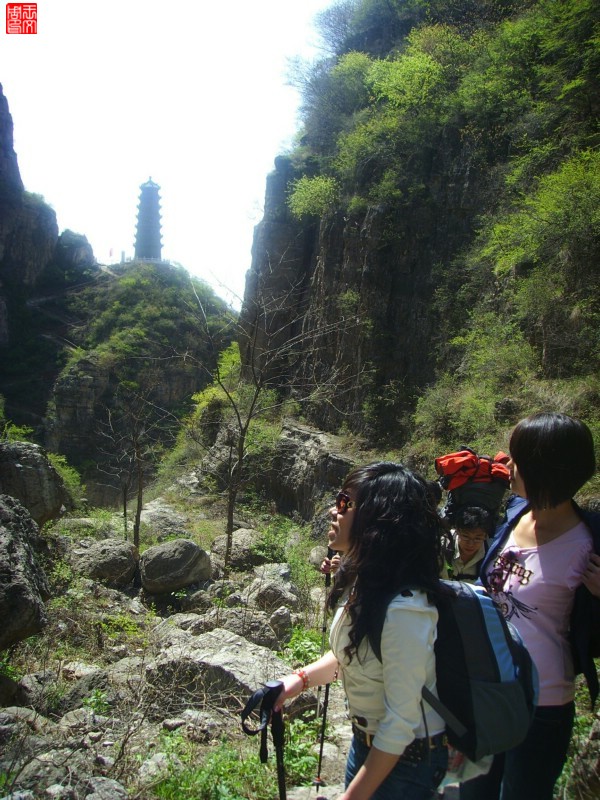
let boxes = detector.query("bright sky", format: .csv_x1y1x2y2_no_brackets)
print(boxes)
1,0,333,308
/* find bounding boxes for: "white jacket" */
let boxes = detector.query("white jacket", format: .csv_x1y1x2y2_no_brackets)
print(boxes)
330,589,445,756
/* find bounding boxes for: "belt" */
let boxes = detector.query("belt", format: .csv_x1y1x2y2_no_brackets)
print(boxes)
351,724,447,763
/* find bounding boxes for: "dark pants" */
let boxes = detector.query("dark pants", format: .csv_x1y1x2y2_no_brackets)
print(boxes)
460,702,575,800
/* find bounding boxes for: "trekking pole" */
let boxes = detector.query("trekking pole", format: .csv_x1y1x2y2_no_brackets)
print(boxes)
313,548,334,794
315,548,334,717
241,680,287,800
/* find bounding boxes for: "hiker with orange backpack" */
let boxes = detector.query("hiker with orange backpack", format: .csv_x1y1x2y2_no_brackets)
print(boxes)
440,505,495,583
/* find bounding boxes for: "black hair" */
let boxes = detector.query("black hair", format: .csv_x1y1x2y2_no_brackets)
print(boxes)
509,412,596,509
426,479,443,506
452,506,495,537
328,461,444,662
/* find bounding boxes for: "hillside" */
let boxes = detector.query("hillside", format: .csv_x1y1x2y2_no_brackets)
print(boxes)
241,0,600,462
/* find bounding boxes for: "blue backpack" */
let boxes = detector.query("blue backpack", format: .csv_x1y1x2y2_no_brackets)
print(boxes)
375,581,539,762
424,581,538,761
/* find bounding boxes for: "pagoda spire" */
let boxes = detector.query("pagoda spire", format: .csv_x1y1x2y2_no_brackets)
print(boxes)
134,177,162,261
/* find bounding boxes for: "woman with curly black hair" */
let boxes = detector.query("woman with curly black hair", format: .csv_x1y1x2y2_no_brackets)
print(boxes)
274,462,448,800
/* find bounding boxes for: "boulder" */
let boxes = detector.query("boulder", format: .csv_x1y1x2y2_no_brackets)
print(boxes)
0,495,50,649
181,607,280,649
256,423,353,519
139,538,211,594
269,605,293,642
70,538,138,587
143,628,293,718
139,498,189,540
239,566,301,613
210,528,269,571
309,544,328,569
0,441,71,526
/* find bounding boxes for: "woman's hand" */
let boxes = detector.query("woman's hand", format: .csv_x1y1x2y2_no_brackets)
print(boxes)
582,553,600,597
320,554,341,575
272,673,304,712
273,650,340,712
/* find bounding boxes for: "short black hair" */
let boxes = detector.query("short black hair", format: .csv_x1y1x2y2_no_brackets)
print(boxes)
509,412,596,509
453,506,495,536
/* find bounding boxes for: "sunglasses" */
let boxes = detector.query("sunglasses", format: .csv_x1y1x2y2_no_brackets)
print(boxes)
336,491,357,514
457,533,487,544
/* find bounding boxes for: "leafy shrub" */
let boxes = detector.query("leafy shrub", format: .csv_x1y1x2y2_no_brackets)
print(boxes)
281,626,324,667
288,176,340,219
367,51,445,110
48,559,76,594
47,452,86,509
153,739,273,800
82,689,110,715
100,613,141,638
0,395,33,441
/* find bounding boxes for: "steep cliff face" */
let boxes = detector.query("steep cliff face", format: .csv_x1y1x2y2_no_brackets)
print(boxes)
242,142,482,439
0,86,59,291
0,84,23,198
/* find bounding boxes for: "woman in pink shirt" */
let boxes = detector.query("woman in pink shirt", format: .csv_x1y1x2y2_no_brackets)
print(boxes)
461,412,600,800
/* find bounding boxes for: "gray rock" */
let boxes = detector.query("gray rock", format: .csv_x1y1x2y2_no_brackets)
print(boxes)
254,562,292,581
70,538,137,586
269,606,293,642
84,777,128,799
188,607,280,649
140,498,189,540
0,496,50,649
11,748,90,795
210,528,270,571
309,545,328,569
140,538,211,593
0,442,71,526
243,575,301,613
143,628,290,717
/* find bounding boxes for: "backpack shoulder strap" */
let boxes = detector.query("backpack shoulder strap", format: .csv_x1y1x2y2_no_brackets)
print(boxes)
421,685,468,738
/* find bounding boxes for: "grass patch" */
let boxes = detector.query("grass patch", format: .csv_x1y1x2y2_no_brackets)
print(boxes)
151,718,320,800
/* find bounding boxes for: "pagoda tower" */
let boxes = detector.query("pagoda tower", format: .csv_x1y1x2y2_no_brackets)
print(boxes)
134,178,162,261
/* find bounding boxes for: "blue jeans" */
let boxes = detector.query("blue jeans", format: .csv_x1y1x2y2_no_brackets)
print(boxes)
345,735,448,800
460,702,575,800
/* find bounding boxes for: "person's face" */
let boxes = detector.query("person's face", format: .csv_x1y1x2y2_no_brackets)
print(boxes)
457,527,487,559
507,455,527,499
327,489,357,554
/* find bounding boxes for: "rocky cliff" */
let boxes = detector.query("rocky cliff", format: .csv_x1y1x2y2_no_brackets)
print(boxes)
0,85,98,426
0,85,59,293
241,1,599,450
241,141,481,440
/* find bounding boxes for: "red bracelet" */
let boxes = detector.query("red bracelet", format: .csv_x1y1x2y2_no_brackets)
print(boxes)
293,669,310,690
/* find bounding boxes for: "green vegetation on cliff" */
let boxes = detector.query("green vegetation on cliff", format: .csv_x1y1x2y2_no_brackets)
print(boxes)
41,262,235,504
283,0,599,457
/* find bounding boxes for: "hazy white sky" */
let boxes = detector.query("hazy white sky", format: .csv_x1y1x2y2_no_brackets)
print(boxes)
1,0,333,307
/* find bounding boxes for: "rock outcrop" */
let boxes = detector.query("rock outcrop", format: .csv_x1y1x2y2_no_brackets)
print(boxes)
268,422,353,518
0,440,71,526
0,494,50,649
203,421,353,522
0,87,58,289
0,83,24,199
